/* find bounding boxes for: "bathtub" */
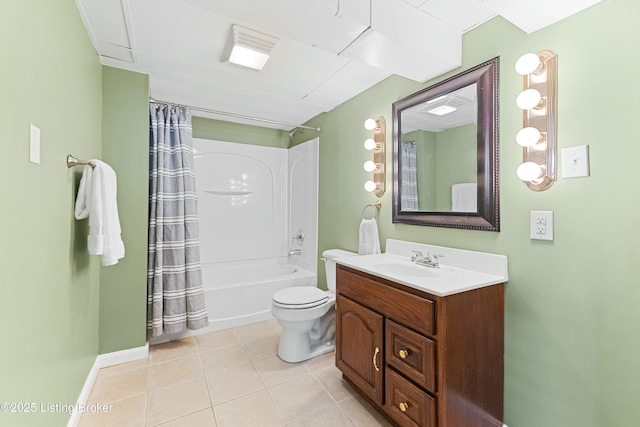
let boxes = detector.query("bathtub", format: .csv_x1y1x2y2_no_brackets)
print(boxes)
149,257,316,344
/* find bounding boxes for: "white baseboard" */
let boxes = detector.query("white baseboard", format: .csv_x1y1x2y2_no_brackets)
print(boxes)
67,343,149,427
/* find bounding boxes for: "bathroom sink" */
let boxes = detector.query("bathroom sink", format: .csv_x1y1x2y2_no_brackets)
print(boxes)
373,262,441,278
334,240,508,296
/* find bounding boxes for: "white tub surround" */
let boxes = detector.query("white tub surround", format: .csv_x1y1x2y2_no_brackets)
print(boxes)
335,239,508,296
150,138,318,344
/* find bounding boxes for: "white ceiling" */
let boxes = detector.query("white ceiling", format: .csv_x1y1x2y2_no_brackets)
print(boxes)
75,0,601,131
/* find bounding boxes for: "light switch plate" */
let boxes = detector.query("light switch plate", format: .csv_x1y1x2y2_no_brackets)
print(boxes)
530,211,554,241
561,145,589,178
29,123,40,164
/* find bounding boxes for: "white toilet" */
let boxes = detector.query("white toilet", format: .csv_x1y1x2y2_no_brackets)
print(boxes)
271,249,357,363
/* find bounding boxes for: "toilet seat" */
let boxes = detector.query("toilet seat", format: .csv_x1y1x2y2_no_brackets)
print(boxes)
272,287,329,309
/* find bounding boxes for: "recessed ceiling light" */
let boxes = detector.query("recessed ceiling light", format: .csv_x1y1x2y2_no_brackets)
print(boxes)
427,105,457,116
221,25,278,71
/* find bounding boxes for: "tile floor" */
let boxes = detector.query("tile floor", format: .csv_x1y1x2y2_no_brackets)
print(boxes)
78,319,392,426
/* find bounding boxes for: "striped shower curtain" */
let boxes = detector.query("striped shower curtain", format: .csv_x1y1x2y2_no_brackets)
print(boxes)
401,141,419,211
147,103,208,337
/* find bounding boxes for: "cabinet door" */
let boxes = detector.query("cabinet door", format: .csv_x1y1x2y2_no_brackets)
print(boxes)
336,294,384,404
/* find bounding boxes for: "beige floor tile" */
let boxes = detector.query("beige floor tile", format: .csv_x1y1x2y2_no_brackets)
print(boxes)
233,321,277,343
195,328,239,352
205,363,265,405
147,377,211,426
78,393,147,427
253,356,309,387
266,318,281,334
214,390,284,427
287,404,355,427
339,395,392,427
242,334,279,361
98,358,149,378
149,337,197,365
149,354,203,390
87,366,148,404
155,408,216,426
268,374,334,423
313,366,357,402
303,351,336,372
200,344,250,374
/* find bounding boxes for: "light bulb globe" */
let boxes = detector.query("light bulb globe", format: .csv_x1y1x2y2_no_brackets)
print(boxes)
363,138,376,150
363,161,376,172
517,162,543,182
364,180,377,192
516,127,542,147
515,53,542,75
516,89,542,110
364,118,377,130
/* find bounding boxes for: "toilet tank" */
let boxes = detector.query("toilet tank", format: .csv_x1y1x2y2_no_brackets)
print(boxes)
322,249,358,292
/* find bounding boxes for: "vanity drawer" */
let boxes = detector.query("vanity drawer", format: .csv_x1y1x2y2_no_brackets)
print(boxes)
385,367,436,427
386,319,436,392
337,266,435,335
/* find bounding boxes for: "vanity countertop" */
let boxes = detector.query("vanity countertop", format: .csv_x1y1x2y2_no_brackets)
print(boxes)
335,239,508,297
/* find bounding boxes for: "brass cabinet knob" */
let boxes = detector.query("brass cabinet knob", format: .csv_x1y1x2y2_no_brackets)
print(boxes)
399,402,409,412
398,349,409,359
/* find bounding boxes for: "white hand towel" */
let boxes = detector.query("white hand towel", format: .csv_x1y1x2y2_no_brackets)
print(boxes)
359,218,381,255
451,183,477,213
74,160,125,266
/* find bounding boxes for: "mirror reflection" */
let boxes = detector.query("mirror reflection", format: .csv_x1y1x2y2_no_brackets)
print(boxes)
400,83,478,213
392,57,499,231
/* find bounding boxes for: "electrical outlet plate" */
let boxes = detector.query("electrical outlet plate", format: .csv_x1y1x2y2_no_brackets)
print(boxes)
530,211,553,241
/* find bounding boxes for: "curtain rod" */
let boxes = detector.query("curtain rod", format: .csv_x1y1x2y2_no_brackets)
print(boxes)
149,98,321,133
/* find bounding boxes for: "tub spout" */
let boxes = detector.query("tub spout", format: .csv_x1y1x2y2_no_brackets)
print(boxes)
288,249,302,256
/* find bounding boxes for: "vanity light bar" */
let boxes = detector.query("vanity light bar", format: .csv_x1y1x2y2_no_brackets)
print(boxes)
363,116,386,197
515,50,557,191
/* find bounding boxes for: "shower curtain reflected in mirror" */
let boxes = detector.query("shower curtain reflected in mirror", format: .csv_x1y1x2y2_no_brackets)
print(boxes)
147,103,208,337
401,141,419,211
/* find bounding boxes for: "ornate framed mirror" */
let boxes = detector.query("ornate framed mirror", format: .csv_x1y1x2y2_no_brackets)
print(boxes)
392,57,499,231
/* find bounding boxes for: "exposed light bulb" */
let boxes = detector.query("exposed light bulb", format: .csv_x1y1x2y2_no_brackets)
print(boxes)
516,127,542,147
363,161,376,172
516,89,542,110
364,118,377,130
363,138,376,150
517,162,543,182
364,180,377,192
515,53,542,75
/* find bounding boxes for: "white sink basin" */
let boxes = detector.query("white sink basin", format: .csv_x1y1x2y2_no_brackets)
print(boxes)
335,240,508,296
374,262,444,278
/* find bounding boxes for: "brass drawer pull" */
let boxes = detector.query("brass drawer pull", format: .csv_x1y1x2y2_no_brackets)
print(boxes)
373,347,380,372
399,402,409,412
398,349,409,359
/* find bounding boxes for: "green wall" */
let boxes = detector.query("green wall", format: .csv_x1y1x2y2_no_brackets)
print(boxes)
193,116,290,147
297,1,640,425
0,1,102,426
99,67,149,353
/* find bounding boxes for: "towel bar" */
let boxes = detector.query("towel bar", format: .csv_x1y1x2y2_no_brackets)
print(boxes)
67,155,96,169
362,201,381,220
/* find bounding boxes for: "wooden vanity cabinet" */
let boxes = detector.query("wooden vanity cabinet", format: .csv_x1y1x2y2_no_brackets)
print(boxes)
335,264,504,427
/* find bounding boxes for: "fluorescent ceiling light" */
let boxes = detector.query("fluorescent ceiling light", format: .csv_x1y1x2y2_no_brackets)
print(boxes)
427,105,457,116
426,95,448,104
221,25,278,71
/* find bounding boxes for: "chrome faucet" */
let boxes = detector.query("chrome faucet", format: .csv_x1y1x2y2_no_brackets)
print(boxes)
411,250,444,268
288,249,302,256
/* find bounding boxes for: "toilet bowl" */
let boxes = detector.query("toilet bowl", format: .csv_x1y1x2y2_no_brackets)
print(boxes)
271,249,357,363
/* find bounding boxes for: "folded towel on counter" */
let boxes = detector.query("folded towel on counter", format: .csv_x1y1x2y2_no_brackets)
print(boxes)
451,183,477,213
359,218,381,255
74,160,125,266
